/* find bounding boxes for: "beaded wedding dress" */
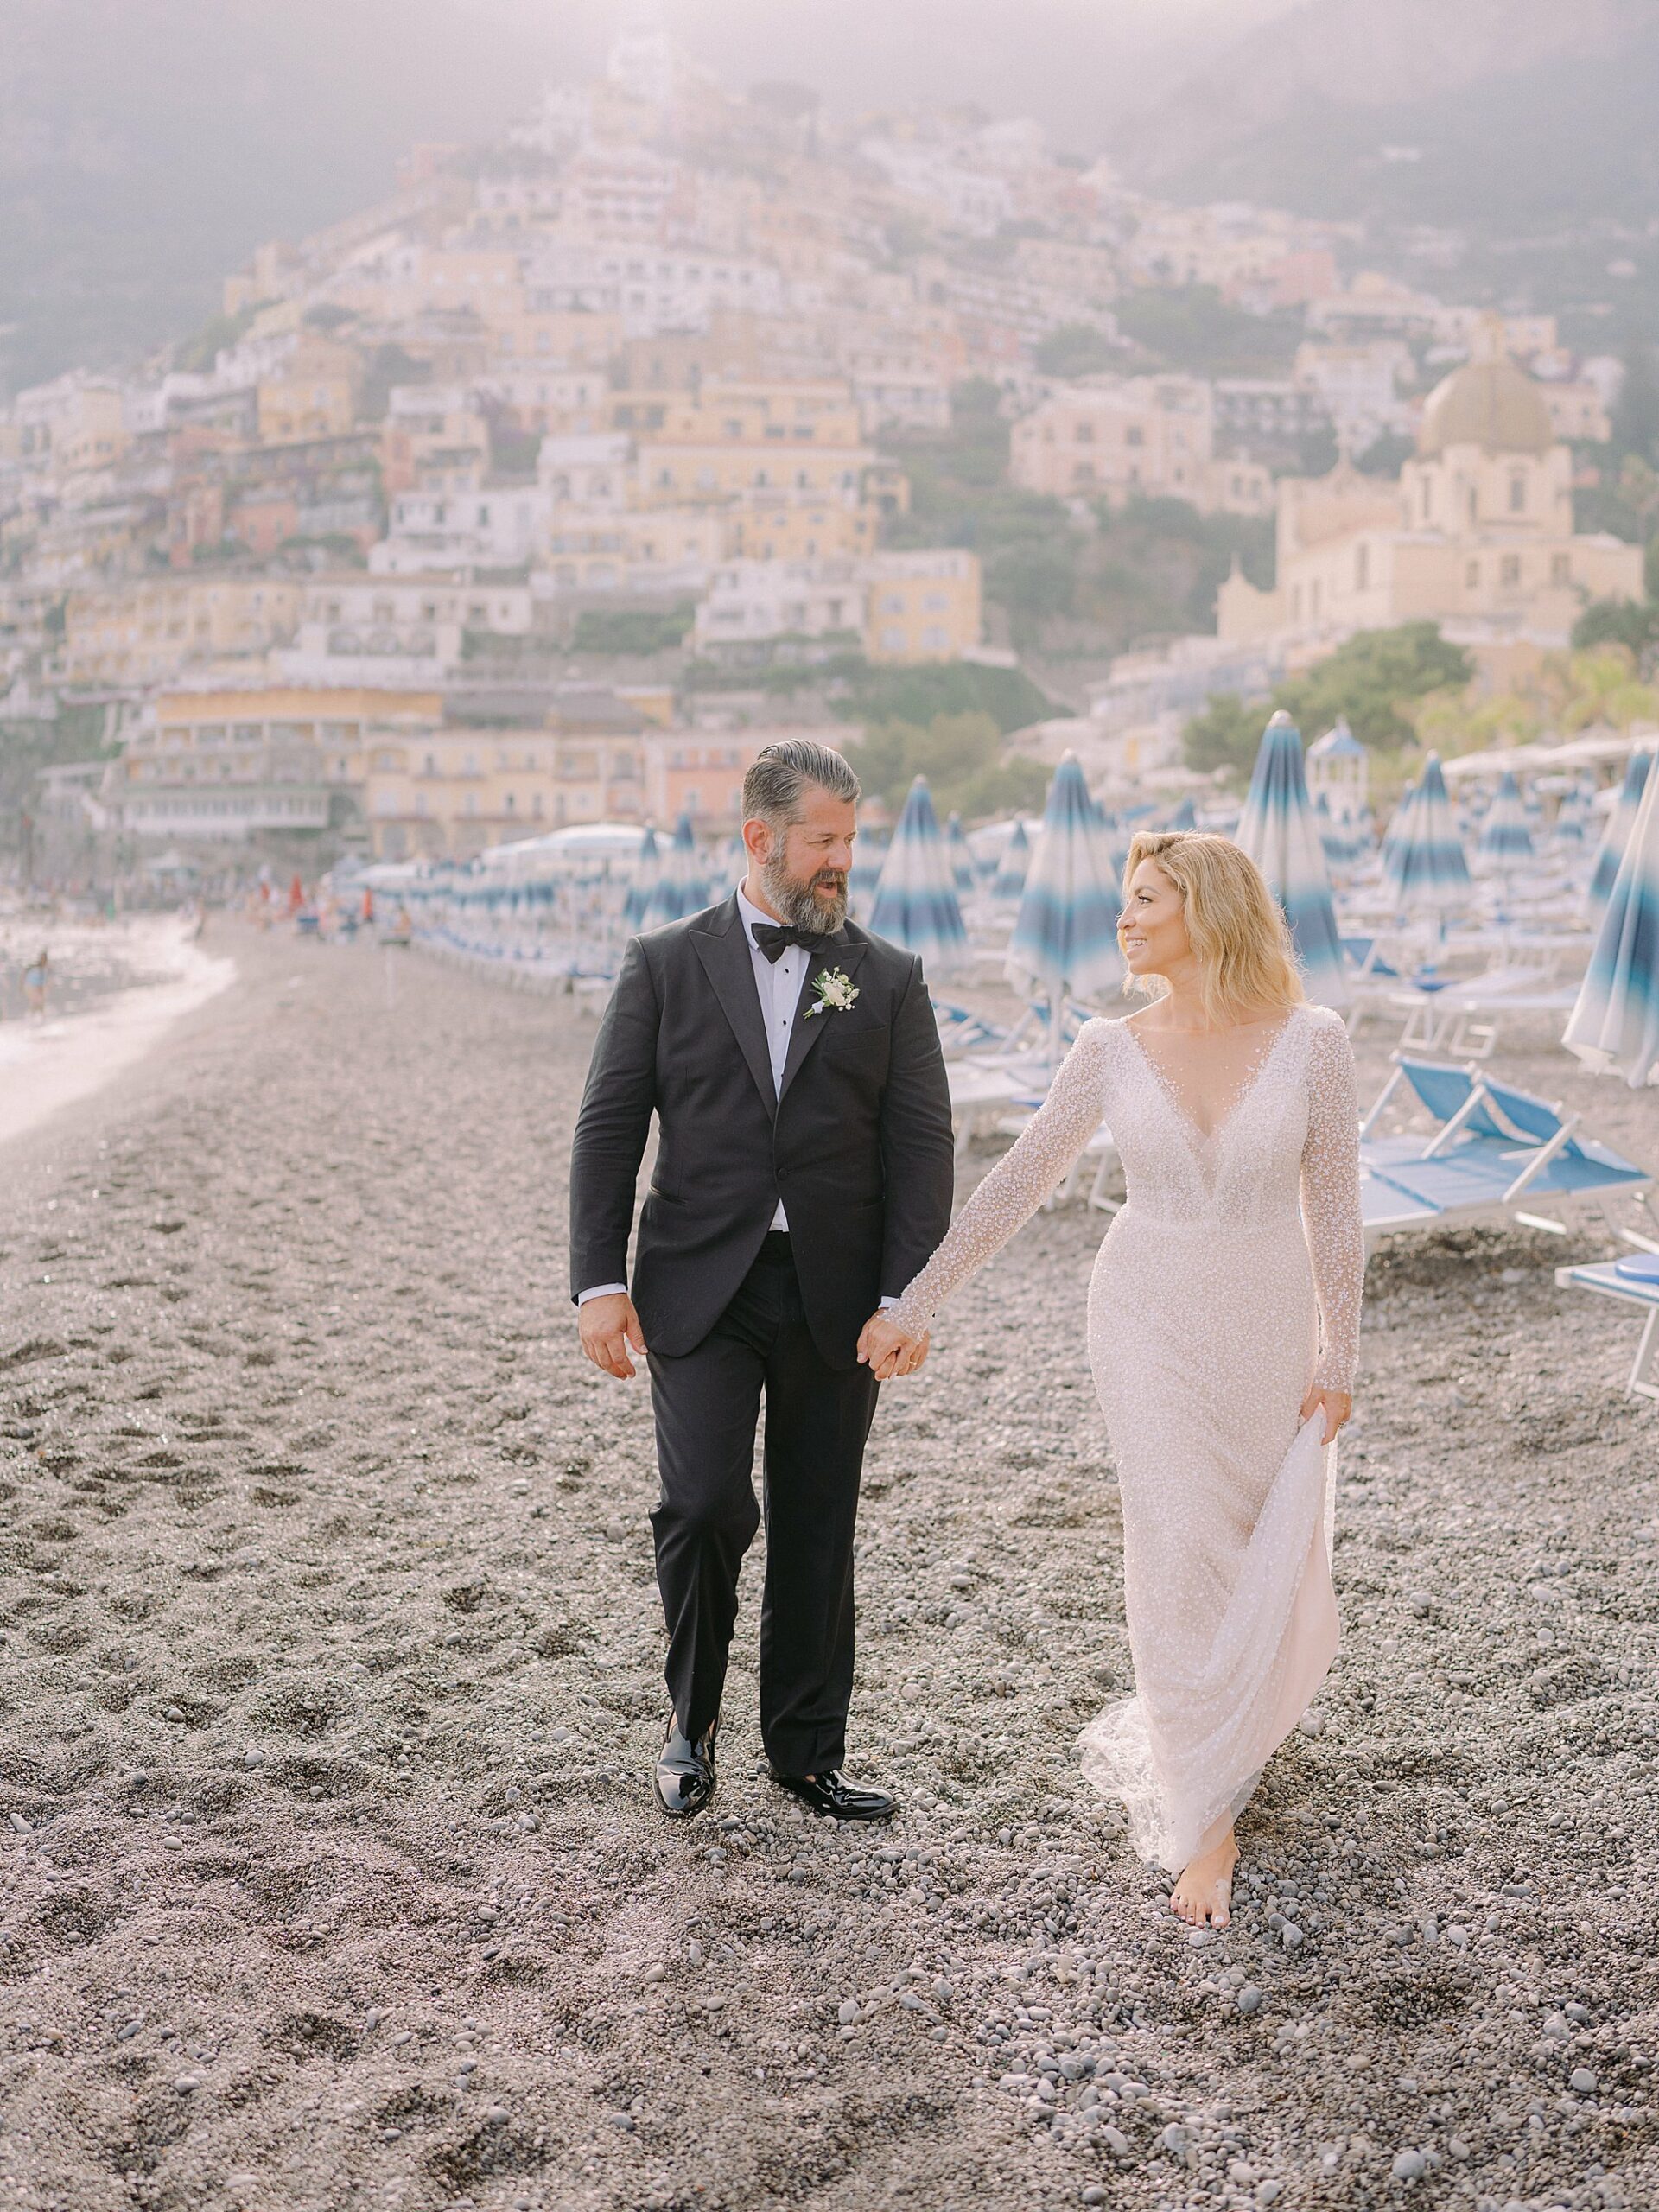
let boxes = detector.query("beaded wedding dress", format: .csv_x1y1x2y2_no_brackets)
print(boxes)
889,1002,1363,1872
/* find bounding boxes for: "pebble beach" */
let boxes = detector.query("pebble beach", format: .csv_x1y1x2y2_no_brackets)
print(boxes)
1,925,1656,2212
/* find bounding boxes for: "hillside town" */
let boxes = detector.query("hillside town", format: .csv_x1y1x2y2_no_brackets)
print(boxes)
7,22,1649,884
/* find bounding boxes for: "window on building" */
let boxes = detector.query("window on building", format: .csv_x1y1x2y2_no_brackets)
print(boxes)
1509,471,1527,514
1125,425,1145,448
1075,423,1095,444
1501,555,1521,586
880,626,906,651
1465,560,1479,588
1551,552,1571,585
1355,545,1369,591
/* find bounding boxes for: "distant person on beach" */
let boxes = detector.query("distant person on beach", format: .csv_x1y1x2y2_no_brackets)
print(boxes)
867,833,1363,1930
22,950,49,1020
570,739,954,1828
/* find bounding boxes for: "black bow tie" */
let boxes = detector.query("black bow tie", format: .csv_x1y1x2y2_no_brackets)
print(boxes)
751,920,825,963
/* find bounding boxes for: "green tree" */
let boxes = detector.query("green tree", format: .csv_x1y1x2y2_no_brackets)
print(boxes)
1572,597,1659,655
842,709,1049,821
1034,323,1116,378
1183,692,1266,779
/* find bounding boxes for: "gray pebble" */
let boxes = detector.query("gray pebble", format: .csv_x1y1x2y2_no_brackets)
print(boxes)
1236,1984,1262,2015
1570,2066,1598,2094
1390,2148,1426,2181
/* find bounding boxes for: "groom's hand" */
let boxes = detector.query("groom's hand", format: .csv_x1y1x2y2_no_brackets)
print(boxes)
580,1294,647,1380
857,1312,929,1381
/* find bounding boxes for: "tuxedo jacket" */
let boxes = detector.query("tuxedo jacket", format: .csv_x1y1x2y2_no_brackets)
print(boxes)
569,892,956,1369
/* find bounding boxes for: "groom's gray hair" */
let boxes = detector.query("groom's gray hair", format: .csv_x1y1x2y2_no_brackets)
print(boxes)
742,738,859,829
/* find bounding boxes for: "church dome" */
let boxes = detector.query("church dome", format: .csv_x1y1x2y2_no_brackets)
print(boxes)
1417,356,1554,458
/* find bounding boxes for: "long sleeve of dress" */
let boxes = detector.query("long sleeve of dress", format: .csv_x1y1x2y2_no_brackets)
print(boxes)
889,1021,1110,1338
1300,1014,1364,1394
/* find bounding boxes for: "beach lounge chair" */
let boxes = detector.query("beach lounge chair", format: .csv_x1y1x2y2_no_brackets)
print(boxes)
1553,1247,1659,1400
1359,1056,1649,1238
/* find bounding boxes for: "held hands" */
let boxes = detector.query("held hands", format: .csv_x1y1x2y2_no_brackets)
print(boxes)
857,1311,930,1381
1300,1386,1352,1443
579,1293,646,1380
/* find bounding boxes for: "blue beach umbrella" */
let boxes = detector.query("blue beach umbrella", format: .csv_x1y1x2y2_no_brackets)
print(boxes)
1234,710,1348,1008
644,814,708,927
1473,770,1535,879
1164,796,1197,832
848,828,888,921
1383,753,1471,919
992,818,1031,899
869,777,968,972
623,825,659,929
1564,760,1659,1088
1588,750,1652,924
945,811,977,895
1007,753,1124,1052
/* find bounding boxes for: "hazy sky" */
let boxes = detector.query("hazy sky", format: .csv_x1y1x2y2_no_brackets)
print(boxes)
450,0,1305,141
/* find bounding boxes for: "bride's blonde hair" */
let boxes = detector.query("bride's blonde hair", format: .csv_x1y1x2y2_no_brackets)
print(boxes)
1121,830,1305,1026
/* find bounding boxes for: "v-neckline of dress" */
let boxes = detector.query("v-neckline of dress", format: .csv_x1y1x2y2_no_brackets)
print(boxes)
1124,1006,1303,1162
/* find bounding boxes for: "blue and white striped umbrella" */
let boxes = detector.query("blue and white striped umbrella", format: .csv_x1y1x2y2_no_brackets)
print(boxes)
868,777,968,972
945,810,977,894
1234,711,1348,1008
1473,770,1535,878
1007,753,1124,1015
1564,759,1659,1087
848,829,887,921
1383,753,1471,917
992,818,1031,899
1554,782,1592,850
1379,779,1416,878
1588,749,1652,923
623,825,659,929
1164,796,1198,832
644,813,710,927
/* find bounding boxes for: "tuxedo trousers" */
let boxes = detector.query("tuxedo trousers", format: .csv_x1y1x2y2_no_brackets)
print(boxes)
645,1232,879,1774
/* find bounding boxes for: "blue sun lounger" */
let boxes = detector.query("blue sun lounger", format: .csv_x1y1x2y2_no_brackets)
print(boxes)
1554,1253,1659,1400
1358,1056,1651,1238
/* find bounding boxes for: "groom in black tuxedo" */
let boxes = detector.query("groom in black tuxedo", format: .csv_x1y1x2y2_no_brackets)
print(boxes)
569,739,955,1821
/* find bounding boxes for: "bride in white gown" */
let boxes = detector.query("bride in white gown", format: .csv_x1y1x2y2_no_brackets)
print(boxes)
863,832,1363,1926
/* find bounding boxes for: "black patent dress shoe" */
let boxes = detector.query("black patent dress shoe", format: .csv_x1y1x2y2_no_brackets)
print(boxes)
654,1716,716,1819
770,1767,895,1821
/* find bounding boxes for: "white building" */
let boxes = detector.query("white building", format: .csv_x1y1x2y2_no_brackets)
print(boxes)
525,241,787,334
374,483,550,573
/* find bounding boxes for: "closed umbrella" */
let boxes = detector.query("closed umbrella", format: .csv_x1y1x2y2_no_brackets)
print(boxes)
847,828,886,922
1383,753,1471,920
1165,796,1198,831
945,810,976,895
868,777,967,972
992,818,1031,899
1234,710,1348,1008
623,825,659,929
1588,750,1652,924
645,813,709,926
1007,753,1124,1058
1564,760,1659,1087
1472,769,1535,880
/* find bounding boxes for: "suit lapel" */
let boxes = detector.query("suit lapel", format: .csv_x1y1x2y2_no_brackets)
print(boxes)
690,895,776,1116
779,932,869,1103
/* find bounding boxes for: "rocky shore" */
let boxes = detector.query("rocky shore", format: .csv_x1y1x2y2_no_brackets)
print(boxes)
0,925,1654,2212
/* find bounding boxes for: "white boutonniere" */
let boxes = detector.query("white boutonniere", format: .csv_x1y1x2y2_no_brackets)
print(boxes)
804,967,860,1018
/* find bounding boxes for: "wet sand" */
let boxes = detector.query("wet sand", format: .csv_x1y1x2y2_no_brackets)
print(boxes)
1,923,1655,2212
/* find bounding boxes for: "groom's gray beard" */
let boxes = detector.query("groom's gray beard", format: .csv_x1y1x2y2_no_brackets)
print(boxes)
760,849,848,935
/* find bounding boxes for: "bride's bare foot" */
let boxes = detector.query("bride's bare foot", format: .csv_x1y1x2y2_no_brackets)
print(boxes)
1170,1830,1238,1927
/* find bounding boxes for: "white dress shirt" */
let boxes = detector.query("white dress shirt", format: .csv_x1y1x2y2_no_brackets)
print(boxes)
578,884,899,1313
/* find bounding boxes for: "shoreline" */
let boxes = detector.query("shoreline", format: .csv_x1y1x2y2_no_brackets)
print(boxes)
0,917,236,1151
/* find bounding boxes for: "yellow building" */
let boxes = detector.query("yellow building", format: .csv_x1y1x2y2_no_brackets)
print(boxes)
363,724,647,860
1010,377,1272,516
5,372,130,480
257,338,362,445
63,578,306,687
724,497,876,563
634,380,876,509
864,550,982,664
1218,343,1645,652
112,683,436,847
